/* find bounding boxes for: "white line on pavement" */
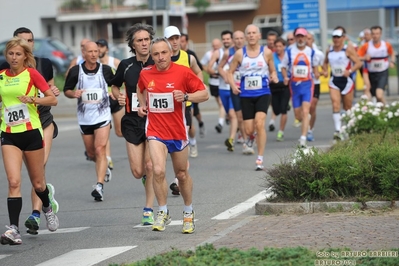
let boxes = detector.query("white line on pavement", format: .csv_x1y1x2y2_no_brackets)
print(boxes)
58,125,78,132
212,189,272,220
0,255,11,260
27,227,90,235
36,246,137,266
134,219,199,228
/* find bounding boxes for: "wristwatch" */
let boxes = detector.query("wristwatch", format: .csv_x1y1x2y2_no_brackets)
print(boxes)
184,93,189,102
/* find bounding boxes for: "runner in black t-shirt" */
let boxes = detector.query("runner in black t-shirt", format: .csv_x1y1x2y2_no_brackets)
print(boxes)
111,23,156,226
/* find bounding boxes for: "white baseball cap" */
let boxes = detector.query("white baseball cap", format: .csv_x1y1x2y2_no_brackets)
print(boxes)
164,26,181,38
332,29,344,37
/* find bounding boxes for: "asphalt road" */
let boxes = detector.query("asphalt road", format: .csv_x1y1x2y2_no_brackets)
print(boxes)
0,104,354,265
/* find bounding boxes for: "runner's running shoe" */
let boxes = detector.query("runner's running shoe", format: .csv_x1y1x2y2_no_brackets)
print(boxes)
91,184,104,201
255,159,264,171
47,183,59,214
276,131,284,142
0,225,21,245
224,138,234,152
43,208,59,232
170,182,180,196
152,210,171,232
182,211,195,234
142,210,154,226
104,167,112,182
25,215,40,235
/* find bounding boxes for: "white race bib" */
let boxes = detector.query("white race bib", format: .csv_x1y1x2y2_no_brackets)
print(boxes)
277,63,282,72
148,92,174,113
82,88,103,104
233,71,241,86
244,76,262,90
5,104,30,127
131,93,140,112
369,59,386,72
293,65,309,78
331,65,346,77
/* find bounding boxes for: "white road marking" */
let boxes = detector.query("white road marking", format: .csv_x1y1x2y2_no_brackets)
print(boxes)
0,255,11,260
58,125,78,132
36,246,137,266
26,227,90,235
134,219,198,228
212,189,272,220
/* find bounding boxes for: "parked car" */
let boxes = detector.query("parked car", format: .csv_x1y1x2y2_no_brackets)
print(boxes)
0,37,74,76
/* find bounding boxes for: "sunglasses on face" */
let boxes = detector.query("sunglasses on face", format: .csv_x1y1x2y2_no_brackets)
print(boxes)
332,36,342,39
288,38,294,41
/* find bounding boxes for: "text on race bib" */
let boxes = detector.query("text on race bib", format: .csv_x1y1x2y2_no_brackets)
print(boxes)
369,59,386,72
332,65,346,77
148,92,174,113
293,65,309,78
82,88,103,104
5,104,30,127
131,93,140,112
233,71,241,85
244,76,262,90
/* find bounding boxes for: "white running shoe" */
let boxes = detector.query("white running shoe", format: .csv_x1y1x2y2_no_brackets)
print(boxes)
190,144,198,158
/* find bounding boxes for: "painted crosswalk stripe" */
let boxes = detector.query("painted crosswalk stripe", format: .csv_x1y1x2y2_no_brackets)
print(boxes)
212,190,271,220
36,246,137,266
134,219,198,228
0,255,11,260
26,227,90,235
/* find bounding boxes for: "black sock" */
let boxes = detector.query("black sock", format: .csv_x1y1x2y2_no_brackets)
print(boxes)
7,197,22,228
199,121,204,127
35,186,50,208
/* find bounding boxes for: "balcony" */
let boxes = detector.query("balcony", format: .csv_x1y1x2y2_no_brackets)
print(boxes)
56,0,259,21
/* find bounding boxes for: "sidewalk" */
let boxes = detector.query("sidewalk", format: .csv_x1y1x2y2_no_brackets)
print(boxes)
210,209,399,252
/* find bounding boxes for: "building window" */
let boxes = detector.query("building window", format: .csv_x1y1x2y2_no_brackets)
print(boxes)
71,25,76,46
47,25,52,37
60,25,64,40
205,20,233,43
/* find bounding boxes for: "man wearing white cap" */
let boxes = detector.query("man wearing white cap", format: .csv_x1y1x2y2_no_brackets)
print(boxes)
281,27,319,148
164,25,203,195
322,27,362,141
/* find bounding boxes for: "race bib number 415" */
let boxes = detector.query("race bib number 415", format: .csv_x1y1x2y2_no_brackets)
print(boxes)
148,92,174,113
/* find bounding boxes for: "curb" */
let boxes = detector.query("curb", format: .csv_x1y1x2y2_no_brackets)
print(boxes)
255,200,399,215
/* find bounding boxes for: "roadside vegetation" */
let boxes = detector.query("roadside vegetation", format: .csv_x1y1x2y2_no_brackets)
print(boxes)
112,244,399,265
266,97,399,205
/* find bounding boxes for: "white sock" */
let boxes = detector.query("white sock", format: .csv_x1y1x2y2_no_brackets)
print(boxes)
269,119,275,125
278,130,284,134
174,177,179,185
159,205,168,212
300,135,306,140
184,204,193,213
333,113,341,132
189,138,196,146
218,118,224,126
257,155,264,162
106,156,111,162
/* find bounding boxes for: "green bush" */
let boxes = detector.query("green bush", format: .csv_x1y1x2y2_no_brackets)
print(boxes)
265,132,399,202
124,245,399,265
